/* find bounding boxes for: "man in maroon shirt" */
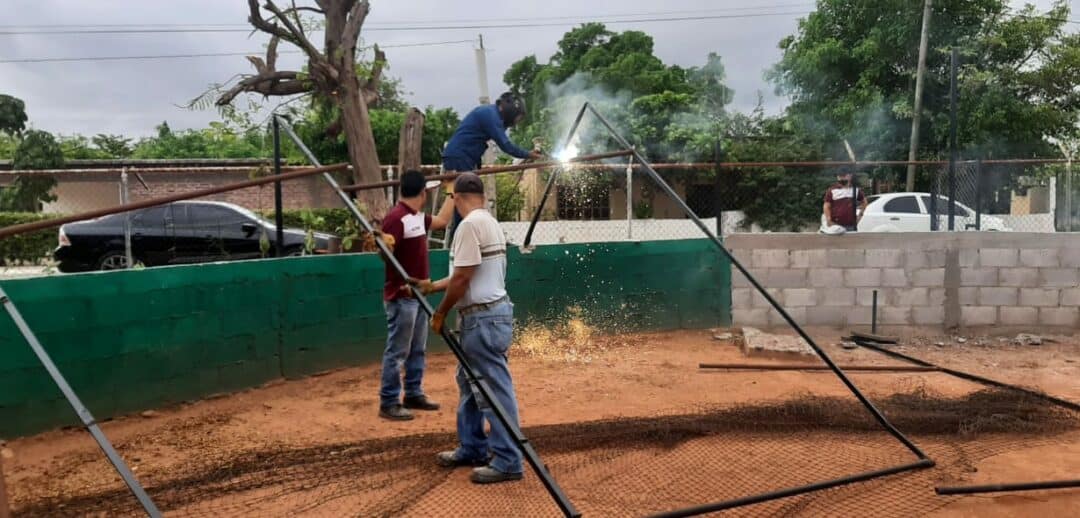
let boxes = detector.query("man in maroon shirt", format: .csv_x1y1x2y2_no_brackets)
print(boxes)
378,170,455,420
823,171,867,232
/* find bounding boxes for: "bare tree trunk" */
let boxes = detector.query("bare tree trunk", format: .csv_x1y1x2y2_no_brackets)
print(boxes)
398,108,425,173
339,85,389,217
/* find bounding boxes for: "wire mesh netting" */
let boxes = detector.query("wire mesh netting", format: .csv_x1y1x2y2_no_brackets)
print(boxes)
10,385,1078,517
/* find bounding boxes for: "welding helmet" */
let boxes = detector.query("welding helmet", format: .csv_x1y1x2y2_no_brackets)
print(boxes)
496,92,526,128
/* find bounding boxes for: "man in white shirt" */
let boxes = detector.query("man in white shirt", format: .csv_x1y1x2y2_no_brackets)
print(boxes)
417,172,522,484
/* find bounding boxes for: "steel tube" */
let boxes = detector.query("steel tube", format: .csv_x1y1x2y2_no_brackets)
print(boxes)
340,150,632,193
650,459,934,518
272,117,285,257
275,116,580,518
0,162,349,240
699,363,939,373
522,102,589,248
855,340,1080,412
0,287,161,517
585,103,931,461
936,479,1080,495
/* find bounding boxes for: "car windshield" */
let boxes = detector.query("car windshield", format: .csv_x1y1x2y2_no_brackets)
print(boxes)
920,196,970,217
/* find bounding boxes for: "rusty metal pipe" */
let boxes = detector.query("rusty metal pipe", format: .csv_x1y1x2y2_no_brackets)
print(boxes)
699,363,939,373
339,149,634,192
0,162,349,240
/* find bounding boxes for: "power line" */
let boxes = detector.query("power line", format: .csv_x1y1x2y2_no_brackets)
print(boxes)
0,40,476,64
0,3,817,29
0,10,815,35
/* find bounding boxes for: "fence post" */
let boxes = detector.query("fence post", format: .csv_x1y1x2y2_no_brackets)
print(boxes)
947,46,959,231
714,139,723,236
626,154,633,240
975,159,982,231
272,116,284,257
120,167,133,268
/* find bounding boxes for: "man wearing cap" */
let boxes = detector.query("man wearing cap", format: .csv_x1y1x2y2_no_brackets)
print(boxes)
376,170,456,421
415,173,523,484
823,170,867,233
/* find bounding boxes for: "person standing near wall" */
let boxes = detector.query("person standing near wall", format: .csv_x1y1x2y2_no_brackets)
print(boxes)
415,173,523,484
376,170,456,421
823,170,867,233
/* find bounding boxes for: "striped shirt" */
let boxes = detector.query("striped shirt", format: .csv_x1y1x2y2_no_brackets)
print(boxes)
451,209,507,308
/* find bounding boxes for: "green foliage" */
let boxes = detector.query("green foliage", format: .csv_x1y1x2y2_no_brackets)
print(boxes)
0,94,27,136
495,174,526,221
132,120,269,159
2,130,64,211
771,0,1080,160
0,212,57,264
92,134,133,157
258,208,352,236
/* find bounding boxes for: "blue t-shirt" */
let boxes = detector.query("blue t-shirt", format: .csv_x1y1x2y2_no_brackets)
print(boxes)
442,104,531,171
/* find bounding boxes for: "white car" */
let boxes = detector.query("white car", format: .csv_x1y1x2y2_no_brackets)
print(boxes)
852,192,1010,232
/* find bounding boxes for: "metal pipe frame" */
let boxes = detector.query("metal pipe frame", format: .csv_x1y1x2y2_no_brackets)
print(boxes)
0,286,161,517
0,162,350,240
699,363,939,373
522,103,589,248
274,116,580,518
936,479,1080,495
521,103,933,517
853,339,1080,413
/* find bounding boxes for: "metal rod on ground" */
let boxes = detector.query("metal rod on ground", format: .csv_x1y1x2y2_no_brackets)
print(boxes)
948,46,959,231
649,459,935,518
872,290,878,334
274,115,580,518
120,168,133,268
0,286,161,517
936,479,1080,495
699,363,939,373
340,150,632,193
585,103,931,458
0,163,349,240
854,339,1080,412
522,102,589,248
272,117,285,257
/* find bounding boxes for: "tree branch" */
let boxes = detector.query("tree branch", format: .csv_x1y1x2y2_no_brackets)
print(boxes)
341,0,371,54
248,0,322,60
217,71,309,106
362,45,385,105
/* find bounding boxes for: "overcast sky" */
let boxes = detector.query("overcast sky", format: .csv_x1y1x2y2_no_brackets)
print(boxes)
0,0,1075,138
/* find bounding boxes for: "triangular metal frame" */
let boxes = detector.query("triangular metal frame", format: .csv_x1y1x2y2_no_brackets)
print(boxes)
523,103,935,517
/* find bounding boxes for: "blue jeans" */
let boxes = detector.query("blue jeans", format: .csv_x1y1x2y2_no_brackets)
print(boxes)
379,298,429,408
452,301,522,474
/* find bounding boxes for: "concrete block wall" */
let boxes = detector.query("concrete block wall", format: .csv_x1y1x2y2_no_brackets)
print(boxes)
0,238,729,438
728,233,1080,330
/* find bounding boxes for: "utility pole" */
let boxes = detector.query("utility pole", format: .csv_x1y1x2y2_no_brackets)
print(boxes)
475,34,498,212
475,34,491,105
906,0,933,192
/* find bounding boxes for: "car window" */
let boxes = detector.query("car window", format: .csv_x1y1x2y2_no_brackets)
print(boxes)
920,196,970,217
187,205,248,228
883,196,920,214
131,206,168,227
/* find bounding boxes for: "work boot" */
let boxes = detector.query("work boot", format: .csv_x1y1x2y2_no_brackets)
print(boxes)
436,451,488,468
470,466,523,484
403,395,440,411
378,404,414,421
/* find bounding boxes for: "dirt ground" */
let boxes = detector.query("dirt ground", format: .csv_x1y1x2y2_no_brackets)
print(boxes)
2,327,1078,517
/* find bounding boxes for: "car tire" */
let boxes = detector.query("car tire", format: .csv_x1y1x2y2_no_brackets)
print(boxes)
285,246,305,257
96,251,142,271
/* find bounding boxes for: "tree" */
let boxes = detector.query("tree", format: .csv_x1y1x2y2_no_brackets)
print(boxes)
2,130,64,211
215,0,390,215
771,0,1080,164
0,95,27,136
92,134,134,158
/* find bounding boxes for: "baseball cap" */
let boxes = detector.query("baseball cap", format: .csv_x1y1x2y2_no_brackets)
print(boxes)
453,173,484,195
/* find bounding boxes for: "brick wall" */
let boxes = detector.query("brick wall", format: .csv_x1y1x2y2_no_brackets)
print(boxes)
128,169,343,211
728,233,1080,330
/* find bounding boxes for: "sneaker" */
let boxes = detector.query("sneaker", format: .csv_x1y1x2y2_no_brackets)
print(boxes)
403,395,440,411
378,404,414,421
436,451,488,468
470,465,523,484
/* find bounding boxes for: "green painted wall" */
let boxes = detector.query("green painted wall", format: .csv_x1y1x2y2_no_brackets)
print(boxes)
0,239,729,438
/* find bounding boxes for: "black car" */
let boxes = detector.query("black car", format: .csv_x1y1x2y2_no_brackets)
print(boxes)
55,201,338,272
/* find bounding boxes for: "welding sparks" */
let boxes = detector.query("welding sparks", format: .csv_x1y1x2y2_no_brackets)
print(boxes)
556,142,580,163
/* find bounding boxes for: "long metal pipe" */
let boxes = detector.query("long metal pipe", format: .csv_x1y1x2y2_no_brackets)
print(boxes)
650,459,935,518
339,149,631,193
0,162,349,240
523,103,590,248
274,116,580,518
699,363,939,373
936,479,1080,495
584,103,931,461
854,339,1080,412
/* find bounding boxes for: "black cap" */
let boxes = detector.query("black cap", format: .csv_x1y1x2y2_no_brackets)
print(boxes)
454,172,484,195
